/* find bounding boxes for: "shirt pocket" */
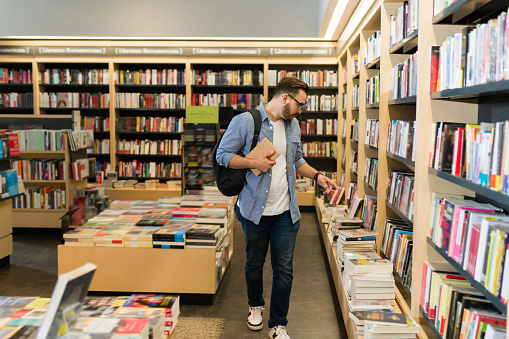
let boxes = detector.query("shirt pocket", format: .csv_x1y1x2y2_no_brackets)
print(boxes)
287,136,301,163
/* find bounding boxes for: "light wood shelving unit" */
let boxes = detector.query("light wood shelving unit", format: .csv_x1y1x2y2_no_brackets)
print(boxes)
12,138,88,228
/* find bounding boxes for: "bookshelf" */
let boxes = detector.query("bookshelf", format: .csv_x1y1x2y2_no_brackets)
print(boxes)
0,62,33,116
0,151,20,266
12,137,88,228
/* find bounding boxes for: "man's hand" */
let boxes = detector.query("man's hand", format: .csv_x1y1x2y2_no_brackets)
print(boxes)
253,151,276,173
317,174,339,195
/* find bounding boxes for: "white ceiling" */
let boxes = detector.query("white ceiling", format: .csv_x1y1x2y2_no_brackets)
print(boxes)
0,0,339,40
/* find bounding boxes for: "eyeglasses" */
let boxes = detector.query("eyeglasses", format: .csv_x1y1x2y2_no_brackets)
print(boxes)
287,93,306,111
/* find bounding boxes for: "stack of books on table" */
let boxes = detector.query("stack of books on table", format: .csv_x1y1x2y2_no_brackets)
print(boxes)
123,227,160,248
185,224,224,249
336,228,378,267
360,312,420,339
343,255,395,302
152,222,193,249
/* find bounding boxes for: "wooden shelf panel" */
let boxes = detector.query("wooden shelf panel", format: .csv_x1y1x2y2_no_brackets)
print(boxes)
432,0,509,25
426,237,506,314
23,180,66,185
385,199,413,227
365,144,379,152
419,306,442,339
366,102,379,109
0,192,25,203
389,30,418,54
117,131,183,136
39,84,109,90
363,182,377,196
365,58,380,70
430,80,509,100
428,167,509,211
19,150,66,157
387,152,415,171
388,96,417,105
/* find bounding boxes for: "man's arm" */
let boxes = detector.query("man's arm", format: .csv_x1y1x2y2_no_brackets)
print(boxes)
296,163,339,194
228,151,276,173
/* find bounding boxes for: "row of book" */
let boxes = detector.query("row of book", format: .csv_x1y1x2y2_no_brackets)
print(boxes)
116,116,184,133
351,119,360,141
90,139,110,154
117,139,182,156
191,69,263,86
389,0,419,48
301,141,336,158
40,92,109,108
71,157,97,181
115,93,186,109
361,195,378,231
381,218,413,292
116,161,181,179
365,119,379,148
421,261,507,339
299,119,338,135
115,68,186,85
387,120,416,161
13,158,66,181
364,158,379,191
304,94,338,112
10,129,67,151
429,121,509,193
13,185,65,210
365,31,381,66
431,9,509,92
366,73,380,105
185,168,215,189
0,293,180,339
68,130,94,151
39,68,109,85
190,93,263,109
0,68,31,84
267,69,338,87
0,92,33,107
387,170,415,221
351,150,358,174
0,133,20,158
427,193,509,300
352,50,360,75
185,146,213,167
352,84,360,108
390,51,418,100
81,116,110,132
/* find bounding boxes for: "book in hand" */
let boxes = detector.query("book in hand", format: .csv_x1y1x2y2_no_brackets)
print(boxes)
36,262,97,339
245,138,281,176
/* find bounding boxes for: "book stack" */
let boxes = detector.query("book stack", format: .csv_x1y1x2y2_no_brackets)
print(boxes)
152,222,193,249
336,229,378,267
349,311,414,337
123,227,160,248
343,256,395,302
363,313,420,339
185,224,223,249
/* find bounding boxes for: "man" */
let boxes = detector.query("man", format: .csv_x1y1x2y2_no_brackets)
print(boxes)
216,77,338,339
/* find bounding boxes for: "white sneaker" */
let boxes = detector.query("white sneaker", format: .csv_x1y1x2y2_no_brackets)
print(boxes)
247,306,264,330
269,325,291,339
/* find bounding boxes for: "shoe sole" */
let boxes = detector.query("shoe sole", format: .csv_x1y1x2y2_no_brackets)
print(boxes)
247,322,263,331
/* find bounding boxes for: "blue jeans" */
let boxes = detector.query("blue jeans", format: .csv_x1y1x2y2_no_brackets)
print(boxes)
236,205,300,328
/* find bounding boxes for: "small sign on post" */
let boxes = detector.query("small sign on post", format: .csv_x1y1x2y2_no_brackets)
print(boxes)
185,106,219,124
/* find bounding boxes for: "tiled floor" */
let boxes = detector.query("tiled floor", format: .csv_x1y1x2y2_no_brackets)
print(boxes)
0,212,347,338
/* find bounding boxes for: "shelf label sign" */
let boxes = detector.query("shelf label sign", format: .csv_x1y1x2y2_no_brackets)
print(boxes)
185,106,219,124
192,48,261,56
0,47,32,55
37,47,108,55
115,47,184,55
269,48,333,56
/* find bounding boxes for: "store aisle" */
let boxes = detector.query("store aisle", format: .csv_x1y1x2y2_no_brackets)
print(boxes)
0,212,346,338
181,212,347,339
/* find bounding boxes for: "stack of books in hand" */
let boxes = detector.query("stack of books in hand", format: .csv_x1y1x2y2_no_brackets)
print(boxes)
344,255,395,301
336,228,378,267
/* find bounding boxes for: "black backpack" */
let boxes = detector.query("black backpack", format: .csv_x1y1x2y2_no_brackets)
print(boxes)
212,109,262,196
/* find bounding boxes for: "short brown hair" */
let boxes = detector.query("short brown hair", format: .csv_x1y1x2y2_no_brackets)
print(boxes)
273,77,309,98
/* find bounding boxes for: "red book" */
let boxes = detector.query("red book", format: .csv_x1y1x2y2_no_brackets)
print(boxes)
467,223,481,276
7,133,20,157
430,46,440,92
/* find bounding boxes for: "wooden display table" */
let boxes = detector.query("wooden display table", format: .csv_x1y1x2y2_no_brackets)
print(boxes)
296,187,315,206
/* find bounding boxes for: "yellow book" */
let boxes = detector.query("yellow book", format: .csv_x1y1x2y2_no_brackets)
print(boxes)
490,229,507,294
484,229,498,289
396,234,412,273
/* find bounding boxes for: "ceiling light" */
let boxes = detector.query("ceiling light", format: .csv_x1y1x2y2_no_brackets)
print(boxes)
324,0,349,40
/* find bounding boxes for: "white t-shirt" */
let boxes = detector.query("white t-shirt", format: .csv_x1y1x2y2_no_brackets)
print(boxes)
263,118,290,215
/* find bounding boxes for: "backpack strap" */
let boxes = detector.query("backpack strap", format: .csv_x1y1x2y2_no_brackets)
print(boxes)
248,108,262,152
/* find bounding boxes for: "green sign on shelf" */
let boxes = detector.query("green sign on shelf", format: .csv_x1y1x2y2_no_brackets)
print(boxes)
185,106,219,124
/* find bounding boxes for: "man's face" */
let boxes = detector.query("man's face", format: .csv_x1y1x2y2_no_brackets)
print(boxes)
282,90,306,121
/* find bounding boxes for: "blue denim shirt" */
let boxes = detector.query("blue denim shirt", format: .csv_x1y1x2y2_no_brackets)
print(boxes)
216,103,307,225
